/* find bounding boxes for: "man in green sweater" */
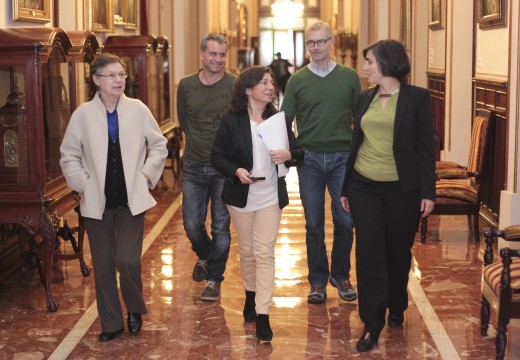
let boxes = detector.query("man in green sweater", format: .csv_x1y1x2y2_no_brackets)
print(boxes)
177,33,236,301
281,21,361,304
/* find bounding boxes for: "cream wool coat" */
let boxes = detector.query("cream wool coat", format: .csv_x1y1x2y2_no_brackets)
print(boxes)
60,93,168,220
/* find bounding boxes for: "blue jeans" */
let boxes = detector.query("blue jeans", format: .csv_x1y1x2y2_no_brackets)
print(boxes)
182,161,231,283
297,150,354,286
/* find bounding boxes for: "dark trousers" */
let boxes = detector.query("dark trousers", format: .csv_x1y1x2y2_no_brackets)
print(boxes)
84,206,147,333
346,170,421,336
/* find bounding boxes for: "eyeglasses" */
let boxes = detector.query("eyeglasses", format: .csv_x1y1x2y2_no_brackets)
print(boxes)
305,37,332,48
96,72,128,80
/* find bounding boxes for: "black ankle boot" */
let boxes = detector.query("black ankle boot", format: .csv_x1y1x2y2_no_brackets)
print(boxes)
256,314,273,341
243,291,257,322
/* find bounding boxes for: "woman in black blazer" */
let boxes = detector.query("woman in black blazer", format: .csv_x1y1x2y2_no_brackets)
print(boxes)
211,66,303,342
340,40,436,352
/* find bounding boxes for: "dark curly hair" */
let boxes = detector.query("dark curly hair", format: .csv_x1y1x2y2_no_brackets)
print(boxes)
229,66,278,119
362,39,410,82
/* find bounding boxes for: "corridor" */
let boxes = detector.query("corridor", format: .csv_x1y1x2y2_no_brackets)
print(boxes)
0,169,519,359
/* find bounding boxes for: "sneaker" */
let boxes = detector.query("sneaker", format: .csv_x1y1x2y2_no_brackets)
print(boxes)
307,285,327,304
201,280,221,301
192,259,208,282
329,278,357,301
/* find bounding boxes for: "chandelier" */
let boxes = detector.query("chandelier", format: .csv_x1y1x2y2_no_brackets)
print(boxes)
271,0,304,19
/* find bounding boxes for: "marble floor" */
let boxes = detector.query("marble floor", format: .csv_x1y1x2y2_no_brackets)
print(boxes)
0,169,519,360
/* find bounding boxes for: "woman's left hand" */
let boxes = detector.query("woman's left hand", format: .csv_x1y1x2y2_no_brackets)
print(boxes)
340,196,350,213
269,149,291,165
420,199,435,218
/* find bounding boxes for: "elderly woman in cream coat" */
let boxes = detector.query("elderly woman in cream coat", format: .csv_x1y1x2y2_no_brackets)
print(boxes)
60,53,167,342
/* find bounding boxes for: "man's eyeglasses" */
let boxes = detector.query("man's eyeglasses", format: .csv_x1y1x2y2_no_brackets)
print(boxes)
305,37,332,48
96,72,128,80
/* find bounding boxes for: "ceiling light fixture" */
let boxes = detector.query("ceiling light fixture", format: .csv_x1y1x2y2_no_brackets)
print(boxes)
271,0,304,19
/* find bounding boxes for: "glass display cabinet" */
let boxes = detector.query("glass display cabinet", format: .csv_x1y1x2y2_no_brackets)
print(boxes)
57,30,102,276
156,36,171,128
155,36,182,182
103,35,179,185
102,35,174,136
68,30,100,110
0,28,95,312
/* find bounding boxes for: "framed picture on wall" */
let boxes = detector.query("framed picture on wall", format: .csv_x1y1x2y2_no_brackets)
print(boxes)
428,0,443,30
12,0,52,23
124,0,138,30
476,0,507,30
400,0,412,50
113,0,125,24
85,0,114,33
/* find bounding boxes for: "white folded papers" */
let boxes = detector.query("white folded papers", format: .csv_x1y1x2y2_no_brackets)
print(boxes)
257,111,290,177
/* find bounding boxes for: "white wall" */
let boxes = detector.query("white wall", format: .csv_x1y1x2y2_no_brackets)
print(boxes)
57,0,78,31
388,0,400,40
373,0,390,41
427,30,446,73
411,0,428,88
441,0,473,165
475,27,509,80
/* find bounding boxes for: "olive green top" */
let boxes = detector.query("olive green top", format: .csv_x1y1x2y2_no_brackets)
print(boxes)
354,93,400,181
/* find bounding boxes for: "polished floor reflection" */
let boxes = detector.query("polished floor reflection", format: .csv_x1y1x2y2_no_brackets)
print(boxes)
0,169,519,359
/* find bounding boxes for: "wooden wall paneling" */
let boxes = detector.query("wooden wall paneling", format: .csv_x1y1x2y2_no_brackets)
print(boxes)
473,79,508,226
427,72,446,161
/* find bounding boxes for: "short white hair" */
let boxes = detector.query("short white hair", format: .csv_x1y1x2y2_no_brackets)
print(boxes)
305,21,333,38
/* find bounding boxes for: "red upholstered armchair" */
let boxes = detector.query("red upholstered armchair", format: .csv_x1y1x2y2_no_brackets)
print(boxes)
420,109,494,243
481,226,520,360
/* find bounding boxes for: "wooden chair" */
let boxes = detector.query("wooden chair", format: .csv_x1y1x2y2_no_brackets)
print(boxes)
481,226,520,360
420,109,494,243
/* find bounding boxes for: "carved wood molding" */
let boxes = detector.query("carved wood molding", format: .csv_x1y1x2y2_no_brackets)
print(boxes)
473,78,508,115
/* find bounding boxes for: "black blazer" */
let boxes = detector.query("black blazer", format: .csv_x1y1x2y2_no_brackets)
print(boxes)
211,109,304,209
341,83,436,201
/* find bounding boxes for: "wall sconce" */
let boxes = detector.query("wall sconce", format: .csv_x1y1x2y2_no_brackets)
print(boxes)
337,31,358,69
219,28,237,45
220,28,229,38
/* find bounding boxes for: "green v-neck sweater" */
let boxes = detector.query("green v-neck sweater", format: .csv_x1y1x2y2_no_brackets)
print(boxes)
281,65,361,152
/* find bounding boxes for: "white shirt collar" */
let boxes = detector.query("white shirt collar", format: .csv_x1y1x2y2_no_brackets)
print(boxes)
307,59,337,77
